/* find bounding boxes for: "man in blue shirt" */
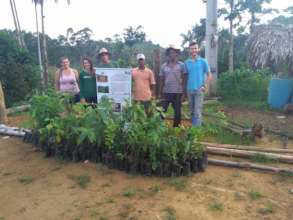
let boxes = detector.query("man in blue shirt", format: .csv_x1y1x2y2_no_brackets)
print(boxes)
184,42,212,126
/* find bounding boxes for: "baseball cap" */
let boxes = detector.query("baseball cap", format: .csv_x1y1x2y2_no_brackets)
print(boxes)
136,53,145,60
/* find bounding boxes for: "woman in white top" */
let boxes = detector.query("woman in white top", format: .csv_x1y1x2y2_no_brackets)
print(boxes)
54,57,80,103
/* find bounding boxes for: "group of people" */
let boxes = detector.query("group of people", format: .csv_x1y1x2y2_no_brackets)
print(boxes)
54,42,211,127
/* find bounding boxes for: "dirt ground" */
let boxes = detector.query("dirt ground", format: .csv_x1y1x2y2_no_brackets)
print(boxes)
1,109,293,220
224,106,293,134
0,137,292,220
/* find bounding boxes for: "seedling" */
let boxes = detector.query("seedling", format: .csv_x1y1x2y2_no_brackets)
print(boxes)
68,174,91,189
18,176,34,185
149,185,161,194
208,201,224,212
162,206,176,220
168,178,187,191
105,198,115,203
121,188,137,197
249,190,263,200
257,202,273,215
122,203,133,210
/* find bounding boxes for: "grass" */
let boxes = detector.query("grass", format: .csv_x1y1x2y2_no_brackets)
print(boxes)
148,184,161,195
249,190,263,200
104,198,115,203
213,128,252,145
249,154,278,164
257,202,273,215
167,178,187,191
208,201,224,212
121,188,137,197
68,174,91,189
162,206,176,220
277,171,293,183
221,100,270,111
18,176,34,185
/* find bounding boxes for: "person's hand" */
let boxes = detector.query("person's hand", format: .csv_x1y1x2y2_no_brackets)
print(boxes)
181,94,187,102
200,86,206,93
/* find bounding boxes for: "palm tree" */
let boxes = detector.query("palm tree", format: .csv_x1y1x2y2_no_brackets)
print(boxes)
9,0,26,48
247,24,293,76
33,1,43,88
32,0,71,88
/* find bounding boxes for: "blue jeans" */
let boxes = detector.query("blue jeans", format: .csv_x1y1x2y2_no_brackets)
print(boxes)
187,90,204,126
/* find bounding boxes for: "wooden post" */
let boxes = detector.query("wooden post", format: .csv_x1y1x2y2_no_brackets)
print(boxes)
206,0,218,95
153,48,161,97
0,81,7,124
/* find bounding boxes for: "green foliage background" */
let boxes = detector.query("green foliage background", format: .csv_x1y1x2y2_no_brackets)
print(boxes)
217,68,272,104
0,31,40,107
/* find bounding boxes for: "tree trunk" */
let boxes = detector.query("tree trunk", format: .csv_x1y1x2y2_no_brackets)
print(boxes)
228,0,234,72
0,82,7,124
41,3,49,89
205,0,218,95
206,147,293,164
9,0,22,47
34,3,44,88
12,0,26,48
250,12,256,33
202,142,293,154
208,159,293,174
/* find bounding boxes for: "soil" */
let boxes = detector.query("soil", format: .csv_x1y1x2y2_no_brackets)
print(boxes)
224,106,293,134
0,137,292,220
1,110,293,220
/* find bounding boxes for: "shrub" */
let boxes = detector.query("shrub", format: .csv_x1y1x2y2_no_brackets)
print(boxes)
27,94,207,176
217,68,272,104
0,31,41,107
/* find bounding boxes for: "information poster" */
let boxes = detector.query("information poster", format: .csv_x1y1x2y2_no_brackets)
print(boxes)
95,68,132,112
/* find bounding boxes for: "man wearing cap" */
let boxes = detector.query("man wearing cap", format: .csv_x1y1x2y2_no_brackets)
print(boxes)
159,45,186,127
132,53,156,112
184,42,212,126
97,48,118,68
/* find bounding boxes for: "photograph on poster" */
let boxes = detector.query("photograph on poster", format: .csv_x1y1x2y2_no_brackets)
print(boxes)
113,103,121,112
97,86,109,93
97,74,108,83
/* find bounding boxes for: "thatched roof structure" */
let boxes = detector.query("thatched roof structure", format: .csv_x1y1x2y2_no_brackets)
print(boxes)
247,24,293,75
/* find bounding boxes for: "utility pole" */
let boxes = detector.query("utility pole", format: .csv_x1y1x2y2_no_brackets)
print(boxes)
205,0,218,95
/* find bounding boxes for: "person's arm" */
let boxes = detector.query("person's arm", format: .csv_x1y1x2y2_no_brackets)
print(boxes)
73,69,79,83
183,62,188,98
149,70,156,98
201,60,212,92
79,71,86,102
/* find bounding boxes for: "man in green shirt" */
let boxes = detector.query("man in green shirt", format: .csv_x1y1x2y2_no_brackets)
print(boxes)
97,48,118,68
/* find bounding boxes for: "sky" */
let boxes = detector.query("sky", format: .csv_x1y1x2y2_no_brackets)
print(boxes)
0,0,292,48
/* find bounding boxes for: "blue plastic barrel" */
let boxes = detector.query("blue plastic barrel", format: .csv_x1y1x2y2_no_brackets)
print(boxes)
268,78,293,109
